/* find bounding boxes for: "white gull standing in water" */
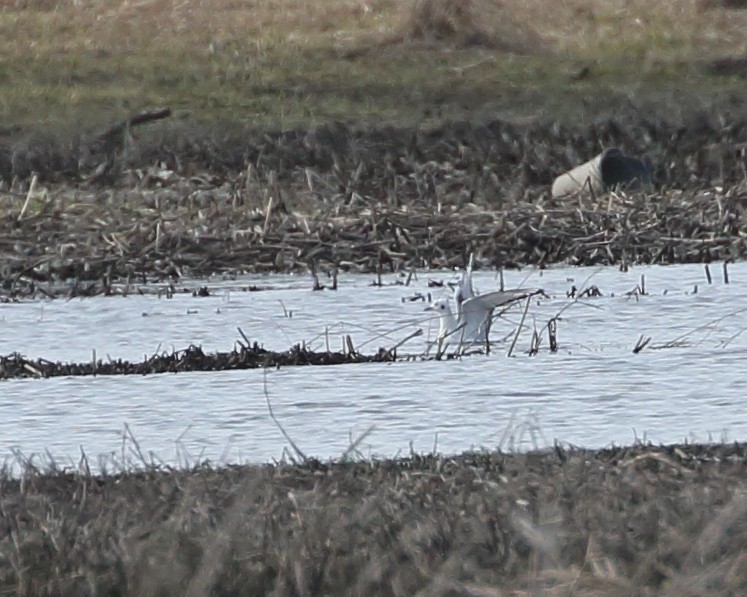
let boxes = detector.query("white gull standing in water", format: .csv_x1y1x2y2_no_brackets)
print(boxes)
426,288,540,352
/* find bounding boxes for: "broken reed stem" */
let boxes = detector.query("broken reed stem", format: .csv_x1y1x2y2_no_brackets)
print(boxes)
237,327,251,348
704,264,713,284
547,318,558,352
633,334,652,354
723,261,730,284
507,296,532,357
262,195,274,237
18,174,37,221
383,328,423,359
22,362,42,377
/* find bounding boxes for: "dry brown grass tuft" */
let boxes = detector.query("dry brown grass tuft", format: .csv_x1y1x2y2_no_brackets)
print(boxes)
398,0,545,53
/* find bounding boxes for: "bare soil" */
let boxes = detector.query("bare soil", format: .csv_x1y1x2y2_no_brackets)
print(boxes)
3,442,747,595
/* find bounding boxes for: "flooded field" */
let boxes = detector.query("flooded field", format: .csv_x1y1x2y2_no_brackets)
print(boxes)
1,261,745,468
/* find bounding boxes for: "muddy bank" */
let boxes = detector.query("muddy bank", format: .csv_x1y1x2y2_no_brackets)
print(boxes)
2,442,747,595
1,111,746,299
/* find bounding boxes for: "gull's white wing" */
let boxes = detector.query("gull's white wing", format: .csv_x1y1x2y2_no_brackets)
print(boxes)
464,288,540,313
459,288,541,342
454,253,476,312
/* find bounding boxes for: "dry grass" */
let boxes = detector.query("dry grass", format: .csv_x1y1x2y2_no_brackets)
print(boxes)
1,112,746,296
3,443,747,595
0,0,746,131
396,0,545,53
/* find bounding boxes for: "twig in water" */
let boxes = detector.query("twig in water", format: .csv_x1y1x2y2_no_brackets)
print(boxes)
723,261,730,284
633,334,652,354
704,264,713,284
507,296,532,357
310,262,324,291
340,425,375,462
547,318,558,352
528,321,542,356
263,368,307,464
237,327,251,349
383,328,423,359
719,326,747,348
278,300,293,318
425,321,466,359
654,307,747,350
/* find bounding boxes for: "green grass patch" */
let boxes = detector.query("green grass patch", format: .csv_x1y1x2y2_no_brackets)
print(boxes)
0,0,745,133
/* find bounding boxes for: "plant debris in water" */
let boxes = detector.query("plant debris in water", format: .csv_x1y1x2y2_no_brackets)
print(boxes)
1,110,747,299
0,342,397,381
3,442,747,595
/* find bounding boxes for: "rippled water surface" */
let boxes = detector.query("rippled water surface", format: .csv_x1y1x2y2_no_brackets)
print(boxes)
1,262,746,468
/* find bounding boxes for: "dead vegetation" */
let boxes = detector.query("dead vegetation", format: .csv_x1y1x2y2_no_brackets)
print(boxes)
1,111,746,300
0,341,398,380
395,0,545,53
2,442,747,595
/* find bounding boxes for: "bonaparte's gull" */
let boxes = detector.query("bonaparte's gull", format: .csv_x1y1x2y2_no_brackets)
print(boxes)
426,288,540,350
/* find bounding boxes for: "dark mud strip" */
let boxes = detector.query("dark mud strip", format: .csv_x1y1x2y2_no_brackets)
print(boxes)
3,442,747,595
0,343,397,380
1,111,747,300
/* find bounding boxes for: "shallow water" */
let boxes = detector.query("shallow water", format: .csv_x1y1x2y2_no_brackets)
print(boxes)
1,262,746,469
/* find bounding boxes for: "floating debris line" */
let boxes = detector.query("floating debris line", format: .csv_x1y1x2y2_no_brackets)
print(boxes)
0,342,398,381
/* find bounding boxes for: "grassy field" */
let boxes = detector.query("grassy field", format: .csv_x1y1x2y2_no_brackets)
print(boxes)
1,0,746,132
